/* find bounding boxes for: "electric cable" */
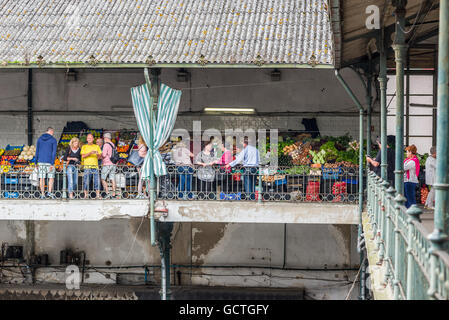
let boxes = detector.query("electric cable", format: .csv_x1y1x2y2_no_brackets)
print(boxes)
396,0,424,34
345,257,366,300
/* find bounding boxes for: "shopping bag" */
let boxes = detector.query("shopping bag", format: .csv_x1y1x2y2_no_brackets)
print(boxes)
30,168,39,187
128,150,144,166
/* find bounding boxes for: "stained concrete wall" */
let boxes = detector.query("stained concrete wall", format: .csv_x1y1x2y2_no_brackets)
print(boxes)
0,67,379,147
0,219,359,299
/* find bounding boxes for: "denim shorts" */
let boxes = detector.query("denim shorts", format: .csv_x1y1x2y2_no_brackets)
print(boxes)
38,163,55,179
101,165,116,181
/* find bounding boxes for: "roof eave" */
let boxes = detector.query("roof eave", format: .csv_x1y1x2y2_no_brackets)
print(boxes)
0,62,335,69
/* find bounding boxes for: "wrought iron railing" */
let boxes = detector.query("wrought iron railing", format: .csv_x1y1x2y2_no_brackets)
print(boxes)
366,171,449,300
0,163,360,203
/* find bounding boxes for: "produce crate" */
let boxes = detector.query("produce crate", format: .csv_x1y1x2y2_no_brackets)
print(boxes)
322,166,341,180
5,144,24,151
219,192,242,200
3,191,19,199
341,178,358,184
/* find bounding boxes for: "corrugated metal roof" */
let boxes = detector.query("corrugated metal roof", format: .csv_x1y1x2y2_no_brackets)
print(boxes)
0,0,334,67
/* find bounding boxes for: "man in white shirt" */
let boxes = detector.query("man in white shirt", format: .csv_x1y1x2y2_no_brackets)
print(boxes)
425,146,436,209
226,137,260,197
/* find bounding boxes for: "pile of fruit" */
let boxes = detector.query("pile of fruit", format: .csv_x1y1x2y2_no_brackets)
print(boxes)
117,145,130,153
335,161,358,168
61,133,78,141
282,142,311,165
1,164,11,173
119,153,129,159
0,148,4,156
16,145,36,163
262,174,286,183
3,148,21,156
323,163,339,168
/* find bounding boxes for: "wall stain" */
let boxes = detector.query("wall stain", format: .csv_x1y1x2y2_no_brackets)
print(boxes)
328,224,351,265
129,218,159,262
192,223,228,265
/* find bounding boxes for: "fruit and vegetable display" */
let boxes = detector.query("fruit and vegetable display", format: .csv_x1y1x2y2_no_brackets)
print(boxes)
16,145,36,163
0,145,23,167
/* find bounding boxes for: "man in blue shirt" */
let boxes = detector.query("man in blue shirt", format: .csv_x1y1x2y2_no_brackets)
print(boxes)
35,127,57,199
226,137,260,197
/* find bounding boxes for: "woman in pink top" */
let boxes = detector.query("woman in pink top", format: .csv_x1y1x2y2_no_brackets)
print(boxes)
210,142,233,192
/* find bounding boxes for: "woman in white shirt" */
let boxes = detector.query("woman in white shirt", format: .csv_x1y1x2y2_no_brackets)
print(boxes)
403,144,420,208
425,146,436,209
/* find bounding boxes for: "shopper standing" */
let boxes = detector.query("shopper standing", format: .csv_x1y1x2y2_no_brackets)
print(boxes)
226,137,260,197
136,136,148,199
81,133,102,199
96,138,104,166
101,133,117,199
194,142,217,194
35,127,57,199
366,135,395,186
404,144,420,208
425,146,437,209
211,142,233,192
171,138,194,196
63,137,81,199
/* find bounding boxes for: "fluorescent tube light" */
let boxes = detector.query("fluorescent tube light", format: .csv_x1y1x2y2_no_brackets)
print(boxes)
203,107,255,113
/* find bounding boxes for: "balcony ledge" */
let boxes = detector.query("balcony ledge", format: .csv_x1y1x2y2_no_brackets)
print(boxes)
0,200,358,224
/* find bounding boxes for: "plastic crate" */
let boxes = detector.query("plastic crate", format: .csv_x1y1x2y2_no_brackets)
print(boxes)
274,178,287,186
5,178,18,184
342,178,358,185
3,191,19,198
5,144,24,151
322,166,341,180
219,192,242,200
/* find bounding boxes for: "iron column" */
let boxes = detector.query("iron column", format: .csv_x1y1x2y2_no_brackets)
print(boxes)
378,36,388,181
334,70,365,299
392,0,407,195
429,0,449,248
366,62,372,157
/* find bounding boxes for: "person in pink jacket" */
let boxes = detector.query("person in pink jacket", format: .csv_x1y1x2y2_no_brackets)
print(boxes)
404,144,420,208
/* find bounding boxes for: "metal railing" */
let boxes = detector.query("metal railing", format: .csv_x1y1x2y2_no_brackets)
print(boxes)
0,163,360,203
366,170,449,300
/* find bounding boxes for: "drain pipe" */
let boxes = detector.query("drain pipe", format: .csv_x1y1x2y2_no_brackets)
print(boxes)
144,67,159,247
335,70,365,299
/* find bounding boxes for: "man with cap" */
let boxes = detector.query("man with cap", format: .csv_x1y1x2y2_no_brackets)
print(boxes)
101,132,117,198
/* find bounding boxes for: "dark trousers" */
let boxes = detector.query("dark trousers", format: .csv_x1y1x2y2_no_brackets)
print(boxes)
404,182,417,208
243,168,257,194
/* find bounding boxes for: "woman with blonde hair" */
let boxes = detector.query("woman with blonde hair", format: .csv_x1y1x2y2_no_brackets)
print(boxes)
63,137,82,199
404,144,420,208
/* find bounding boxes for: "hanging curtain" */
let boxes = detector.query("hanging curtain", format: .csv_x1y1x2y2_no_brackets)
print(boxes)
131,82,181,178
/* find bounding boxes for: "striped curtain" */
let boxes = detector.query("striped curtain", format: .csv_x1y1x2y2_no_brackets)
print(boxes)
131,82,182,178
